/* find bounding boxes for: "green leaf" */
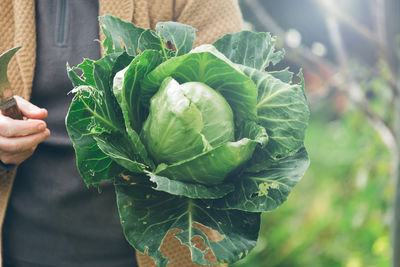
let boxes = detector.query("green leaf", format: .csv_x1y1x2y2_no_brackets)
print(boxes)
237,120,269,148
66,53,147,186
91,54,125,132
66,86,124,186
155,138,256,185
243,66,310,160
213,31,284,71
113,50,164,169
148,173,234,199
115,184,260,267
113,51,163,128
110,52,134,84
95,135,146,173
0,46,21,91
77,58,96,86
268,68,294,83
141,52,258,123
99,15,163,57
138,29,166,53
67,64,85,88
67,58,97,88
93,53,154,168
156,22,196,56
210,147,310,212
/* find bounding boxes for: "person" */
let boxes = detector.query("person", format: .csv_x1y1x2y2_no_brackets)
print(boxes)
0,0,243,266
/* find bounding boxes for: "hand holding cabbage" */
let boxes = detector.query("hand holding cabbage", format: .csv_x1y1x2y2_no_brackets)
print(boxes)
66,15,310,266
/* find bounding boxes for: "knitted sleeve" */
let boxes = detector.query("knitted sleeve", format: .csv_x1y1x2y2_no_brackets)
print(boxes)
174,0,244,47
136,2,243,266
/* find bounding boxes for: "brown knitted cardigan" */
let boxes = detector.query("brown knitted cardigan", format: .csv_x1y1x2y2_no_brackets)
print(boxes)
0,1,243,266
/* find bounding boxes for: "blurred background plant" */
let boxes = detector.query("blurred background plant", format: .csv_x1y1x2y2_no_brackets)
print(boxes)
231,0,400,266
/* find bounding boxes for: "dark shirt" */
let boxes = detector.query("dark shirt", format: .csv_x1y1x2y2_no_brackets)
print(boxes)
3,1,138,266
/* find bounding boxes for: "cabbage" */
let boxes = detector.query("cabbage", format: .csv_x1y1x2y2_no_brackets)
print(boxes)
66,15,310,267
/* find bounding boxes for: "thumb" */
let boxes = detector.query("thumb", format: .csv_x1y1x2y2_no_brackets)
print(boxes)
13,96,48,120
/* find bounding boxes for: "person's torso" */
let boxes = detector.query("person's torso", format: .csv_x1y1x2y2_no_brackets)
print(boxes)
2,1,137,266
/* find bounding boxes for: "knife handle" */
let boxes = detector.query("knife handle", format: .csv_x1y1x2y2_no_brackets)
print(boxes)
1,97,23,120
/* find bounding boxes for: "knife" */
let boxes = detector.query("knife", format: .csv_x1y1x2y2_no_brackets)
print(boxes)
0,46,23,120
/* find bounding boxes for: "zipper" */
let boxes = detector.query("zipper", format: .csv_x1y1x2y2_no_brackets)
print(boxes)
57,0,67,45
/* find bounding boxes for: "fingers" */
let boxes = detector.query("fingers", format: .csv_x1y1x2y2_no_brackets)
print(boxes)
0,96,48,137
0,128,50,154
0,97,50,165
0,115,47,137
0,147,36,165
0,129,50,165
13,96,48,120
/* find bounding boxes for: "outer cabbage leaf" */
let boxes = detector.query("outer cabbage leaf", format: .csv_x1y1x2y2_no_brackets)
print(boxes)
268,68,294,83
113,50,163,133
110,52,134,84
148,173,234,199
140,52,258,123
99,15,163,57
237,120,269,148
213,31,284,71
190,44,293,85
94,135,146,173
67,58,96,87
115,184,260,267
113,50,165,169
66,53,146,186
156,22,196,56
210,148,310,212
189,44,243,73
243,66,310,160
155,138,256,185
66,86,123,186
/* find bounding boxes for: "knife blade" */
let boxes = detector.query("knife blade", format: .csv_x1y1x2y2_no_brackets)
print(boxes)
0,46,23,120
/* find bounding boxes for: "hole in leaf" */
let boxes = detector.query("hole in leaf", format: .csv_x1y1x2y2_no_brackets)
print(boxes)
165,41,177,52
159,228,218,265
192,222,225,243
250,193,258,199
191,235,208,252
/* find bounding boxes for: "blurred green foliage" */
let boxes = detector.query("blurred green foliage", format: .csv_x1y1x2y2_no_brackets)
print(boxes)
232,101,393,267
234,1,398,265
